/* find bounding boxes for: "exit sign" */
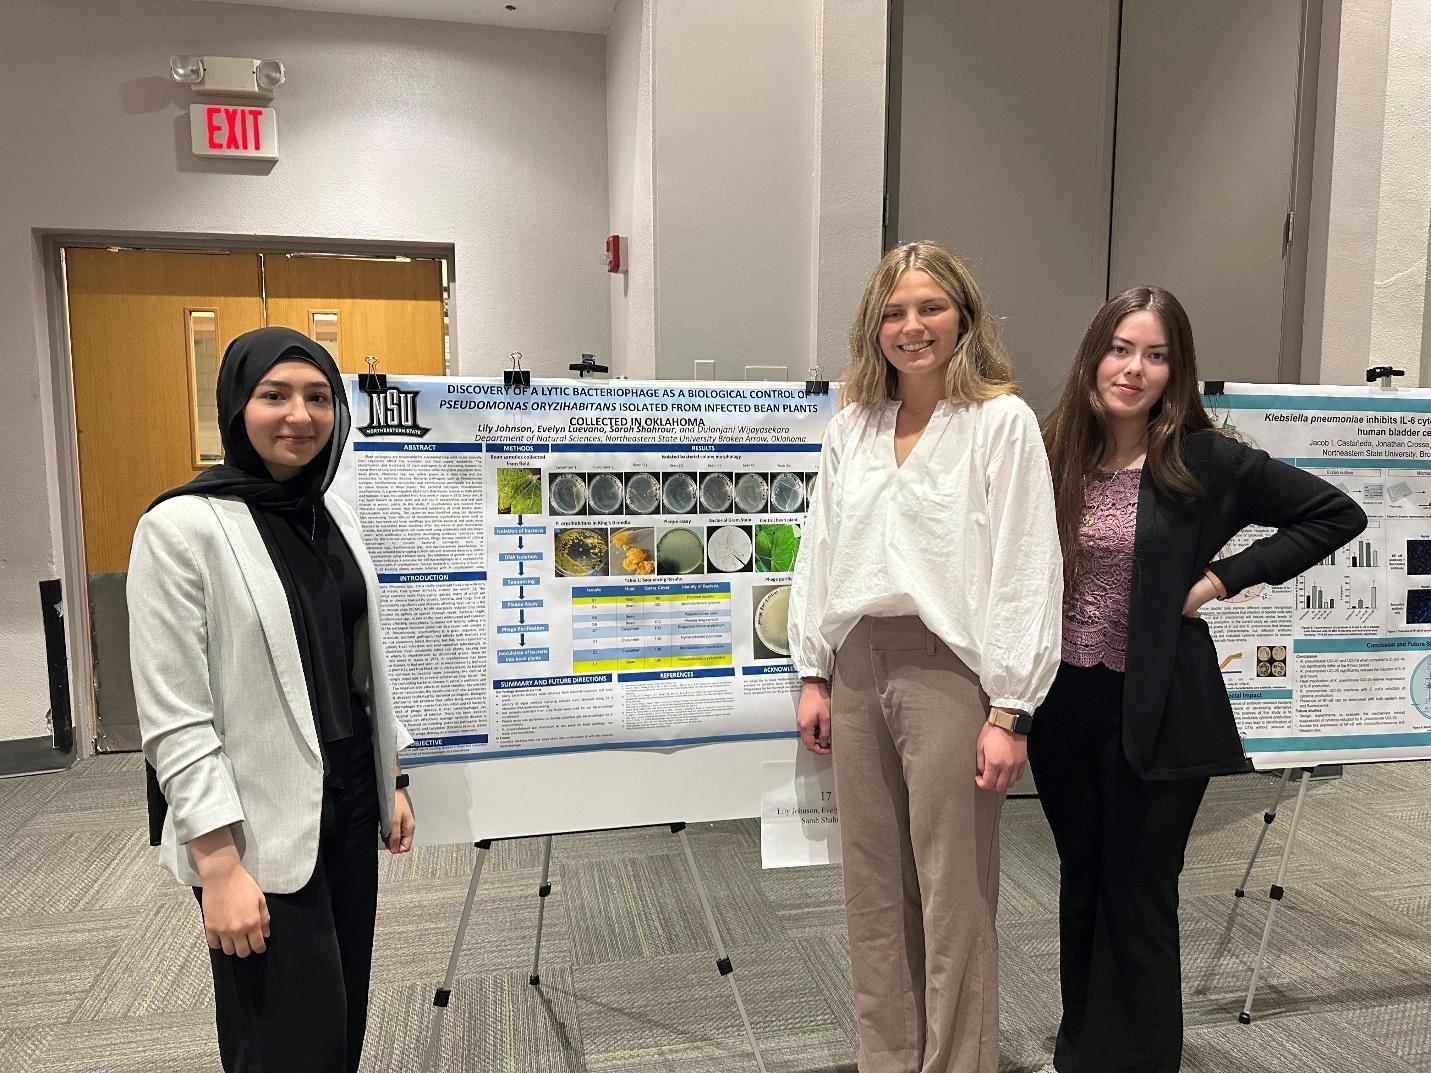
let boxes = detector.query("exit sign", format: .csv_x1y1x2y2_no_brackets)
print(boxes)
188,104,279,161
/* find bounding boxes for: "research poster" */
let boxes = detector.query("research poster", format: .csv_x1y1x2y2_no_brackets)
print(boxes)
332,377,1431,775
331,375,835,765
1203,383,1431,768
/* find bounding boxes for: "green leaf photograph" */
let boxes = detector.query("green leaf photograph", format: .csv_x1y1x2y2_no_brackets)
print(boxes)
496,467,543,515
754,523,801,572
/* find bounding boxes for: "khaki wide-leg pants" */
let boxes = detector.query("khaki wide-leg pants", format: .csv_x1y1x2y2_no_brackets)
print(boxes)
832,616,1003,1073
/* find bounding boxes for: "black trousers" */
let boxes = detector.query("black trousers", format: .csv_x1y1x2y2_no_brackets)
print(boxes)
1028,662,1208,1073
197,733,380,1073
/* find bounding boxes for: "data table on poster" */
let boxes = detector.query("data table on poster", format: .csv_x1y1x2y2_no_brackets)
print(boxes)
572,582,734,672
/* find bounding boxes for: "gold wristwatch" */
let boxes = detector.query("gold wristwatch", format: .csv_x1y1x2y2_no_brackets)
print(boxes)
986,708,1033,736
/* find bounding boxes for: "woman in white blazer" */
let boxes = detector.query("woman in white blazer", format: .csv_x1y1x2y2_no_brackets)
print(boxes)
129,326,415,1073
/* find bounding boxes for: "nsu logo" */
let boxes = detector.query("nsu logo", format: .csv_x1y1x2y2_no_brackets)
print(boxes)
359,386,431,438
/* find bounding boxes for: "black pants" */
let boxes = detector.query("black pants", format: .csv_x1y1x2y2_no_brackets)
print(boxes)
1028,662,1208,1073
197,734,380,1073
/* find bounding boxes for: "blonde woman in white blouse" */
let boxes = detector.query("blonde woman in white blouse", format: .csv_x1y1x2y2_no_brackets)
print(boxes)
789,241,1063,1073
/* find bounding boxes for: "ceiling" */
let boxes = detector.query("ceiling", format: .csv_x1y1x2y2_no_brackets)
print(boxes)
188,0,620,34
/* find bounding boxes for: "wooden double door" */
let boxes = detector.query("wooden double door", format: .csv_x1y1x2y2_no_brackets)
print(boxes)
65,247,445,750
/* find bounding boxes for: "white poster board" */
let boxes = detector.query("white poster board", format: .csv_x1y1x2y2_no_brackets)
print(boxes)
332,375,835,842
332,376,1431,843
1203,382,1431,769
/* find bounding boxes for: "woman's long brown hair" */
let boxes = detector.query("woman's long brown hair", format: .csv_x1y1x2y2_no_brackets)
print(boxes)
1042,286,1213,589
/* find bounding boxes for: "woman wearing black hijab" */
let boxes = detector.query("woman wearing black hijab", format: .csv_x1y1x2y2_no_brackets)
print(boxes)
129,326,415,1073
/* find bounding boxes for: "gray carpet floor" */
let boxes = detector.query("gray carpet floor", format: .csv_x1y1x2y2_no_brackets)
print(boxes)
3,753,1429,1072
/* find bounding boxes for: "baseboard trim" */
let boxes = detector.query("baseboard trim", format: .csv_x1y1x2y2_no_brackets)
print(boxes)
40,578,74,753
0,735,75,778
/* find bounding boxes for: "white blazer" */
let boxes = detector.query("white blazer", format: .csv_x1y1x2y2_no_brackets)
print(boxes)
128,492,414,893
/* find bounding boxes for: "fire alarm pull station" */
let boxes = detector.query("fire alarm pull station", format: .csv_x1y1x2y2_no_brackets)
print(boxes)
605,235,624,274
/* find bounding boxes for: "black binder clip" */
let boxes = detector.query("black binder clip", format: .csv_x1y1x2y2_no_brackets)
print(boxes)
569,352,608,378
358,355,387,395
1366,365,1404,387
803,362,829,397
504,352,531,389
1202,380,1225,396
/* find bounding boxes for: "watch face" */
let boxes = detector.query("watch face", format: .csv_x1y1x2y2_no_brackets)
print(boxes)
992,710,1031,734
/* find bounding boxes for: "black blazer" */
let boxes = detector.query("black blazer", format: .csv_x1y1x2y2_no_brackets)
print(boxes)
1121,429,1367,779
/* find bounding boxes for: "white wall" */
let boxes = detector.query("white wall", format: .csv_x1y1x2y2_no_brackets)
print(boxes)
0,0,610,744
1368,0,1431,379
645,0,886,382
652,0,820,380
1423,206,1431,379
1305,0,1431,385
606,0,656,378
809,0,891,376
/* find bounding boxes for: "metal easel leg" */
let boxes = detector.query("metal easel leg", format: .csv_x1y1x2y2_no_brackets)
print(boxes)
1239,769,1312,1024
422,838,492,1073
530,835,554,986
1235,768,1294,898
671,823,769,1073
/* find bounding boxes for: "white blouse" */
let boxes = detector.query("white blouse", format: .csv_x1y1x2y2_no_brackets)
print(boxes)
789,393,1064,713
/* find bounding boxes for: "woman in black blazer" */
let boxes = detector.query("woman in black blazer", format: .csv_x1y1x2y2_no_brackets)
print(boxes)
1030,287,1366,1073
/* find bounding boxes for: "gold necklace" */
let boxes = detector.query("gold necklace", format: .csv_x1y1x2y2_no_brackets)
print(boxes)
1081,466,1138,527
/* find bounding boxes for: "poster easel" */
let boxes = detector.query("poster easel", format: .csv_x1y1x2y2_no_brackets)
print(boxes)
1229,766,1313,1022
420,824,768,1073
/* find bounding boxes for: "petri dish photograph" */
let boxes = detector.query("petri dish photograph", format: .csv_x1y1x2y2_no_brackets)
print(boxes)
657,526,705,574
549,473,587,515
734,473,768,513
699,472,734,513
769,471,805,513
625,472,660,514
662,473,698,514
754,586,793,656
587,472,625,514
707,524,753,572
554,528,608,577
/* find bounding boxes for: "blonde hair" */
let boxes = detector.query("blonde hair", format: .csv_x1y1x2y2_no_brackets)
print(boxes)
839,240,1016,407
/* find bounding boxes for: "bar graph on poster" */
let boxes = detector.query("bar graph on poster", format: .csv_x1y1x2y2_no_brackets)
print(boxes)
1202,383,1431,768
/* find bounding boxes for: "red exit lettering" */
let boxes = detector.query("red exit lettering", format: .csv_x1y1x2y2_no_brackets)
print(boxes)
205,106,266,152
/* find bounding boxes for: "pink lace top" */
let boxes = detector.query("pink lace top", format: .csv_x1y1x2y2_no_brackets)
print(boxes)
1062,467,1141,671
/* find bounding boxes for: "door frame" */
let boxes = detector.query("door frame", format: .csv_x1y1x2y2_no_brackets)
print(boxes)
1278,0,1324,384
40,230,456,757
